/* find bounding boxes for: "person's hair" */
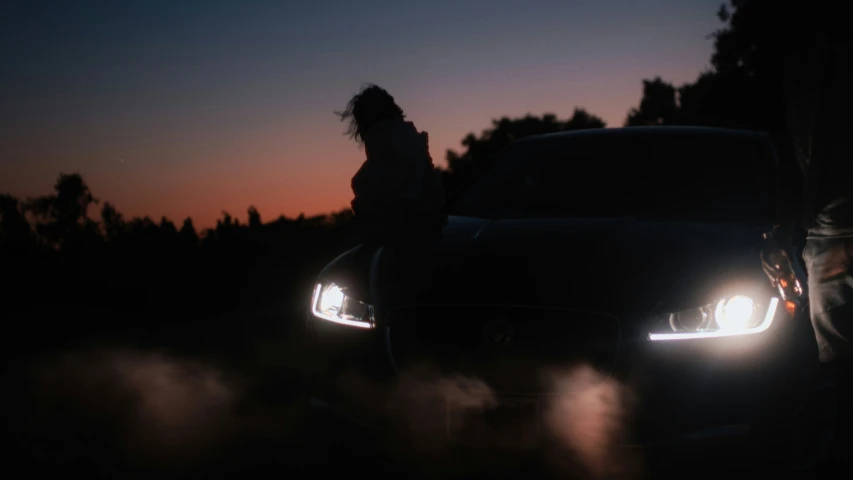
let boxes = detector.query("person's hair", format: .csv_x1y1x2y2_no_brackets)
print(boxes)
336,84,405,145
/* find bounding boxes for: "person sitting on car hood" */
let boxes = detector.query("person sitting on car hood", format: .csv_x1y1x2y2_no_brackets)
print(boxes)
336,83,445,249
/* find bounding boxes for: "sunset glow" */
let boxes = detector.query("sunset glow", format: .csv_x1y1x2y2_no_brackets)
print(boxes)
2,0,722,228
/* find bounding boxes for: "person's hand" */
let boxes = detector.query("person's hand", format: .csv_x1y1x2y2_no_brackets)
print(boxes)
761,229,806,299
761,251,781,288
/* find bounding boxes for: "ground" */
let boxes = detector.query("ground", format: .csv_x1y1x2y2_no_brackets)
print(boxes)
1,305,827,480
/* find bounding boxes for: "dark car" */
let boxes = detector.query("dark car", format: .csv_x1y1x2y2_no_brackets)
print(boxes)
304,127,821,474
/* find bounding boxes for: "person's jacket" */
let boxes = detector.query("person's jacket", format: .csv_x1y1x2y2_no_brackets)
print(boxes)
350,119,446,247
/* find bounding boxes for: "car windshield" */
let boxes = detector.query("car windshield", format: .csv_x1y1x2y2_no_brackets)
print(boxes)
449,129,777,225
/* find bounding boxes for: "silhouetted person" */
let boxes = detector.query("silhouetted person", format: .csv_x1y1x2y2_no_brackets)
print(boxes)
780,3,853,471
337,84,444,247
336,84,445,315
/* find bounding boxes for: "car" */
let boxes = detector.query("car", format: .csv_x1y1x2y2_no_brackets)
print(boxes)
303,126,825,475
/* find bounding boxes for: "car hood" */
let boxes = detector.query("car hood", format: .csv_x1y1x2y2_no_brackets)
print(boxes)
404,215,770,316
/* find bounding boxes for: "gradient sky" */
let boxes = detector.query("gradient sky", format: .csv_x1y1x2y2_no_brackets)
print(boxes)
2,0,723,228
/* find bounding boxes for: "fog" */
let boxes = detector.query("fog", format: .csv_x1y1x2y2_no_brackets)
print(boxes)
26,345,642,479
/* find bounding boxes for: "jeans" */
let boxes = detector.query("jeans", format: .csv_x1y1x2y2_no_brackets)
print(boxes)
802,234,853,471
803,235,853,364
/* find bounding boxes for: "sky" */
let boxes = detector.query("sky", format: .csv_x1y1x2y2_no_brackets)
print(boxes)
2,0,724,228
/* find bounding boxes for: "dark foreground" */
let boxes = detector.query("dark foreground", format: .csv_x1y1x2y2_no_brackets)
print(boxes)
1,306,832,480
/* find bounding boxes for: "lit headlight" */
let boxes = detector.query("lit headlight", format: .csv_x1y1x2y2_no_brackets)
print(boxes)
311,282,375,329
648,295,779,341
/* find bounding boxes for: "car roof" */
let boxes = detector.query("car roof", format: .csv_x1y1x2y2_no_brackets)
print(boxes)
514,126,767,146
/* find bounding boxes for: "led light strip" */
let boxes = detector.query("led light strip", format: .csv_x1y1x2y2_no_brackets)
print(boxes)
649,297,779,341
310,283,374,329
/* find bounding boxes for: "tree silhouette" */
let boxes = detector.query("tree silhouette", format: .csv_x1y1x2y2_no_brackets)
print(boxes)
625,0,851,133
179,218,199,247
218,211,235,230
25,173,100,250
623,69,754,128
159,217,178,237
0,193,35,251
623,1,795,131
248,206,262,229
624,77,678,126
101,202,127,242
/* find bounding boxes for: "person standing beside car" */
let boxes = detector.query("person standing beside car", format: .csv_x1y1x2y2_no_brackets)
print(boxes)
777,3,853,471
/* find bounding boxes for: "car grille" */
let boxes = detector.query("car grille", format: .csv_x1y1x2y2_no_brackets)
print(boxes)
386,304,621,394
